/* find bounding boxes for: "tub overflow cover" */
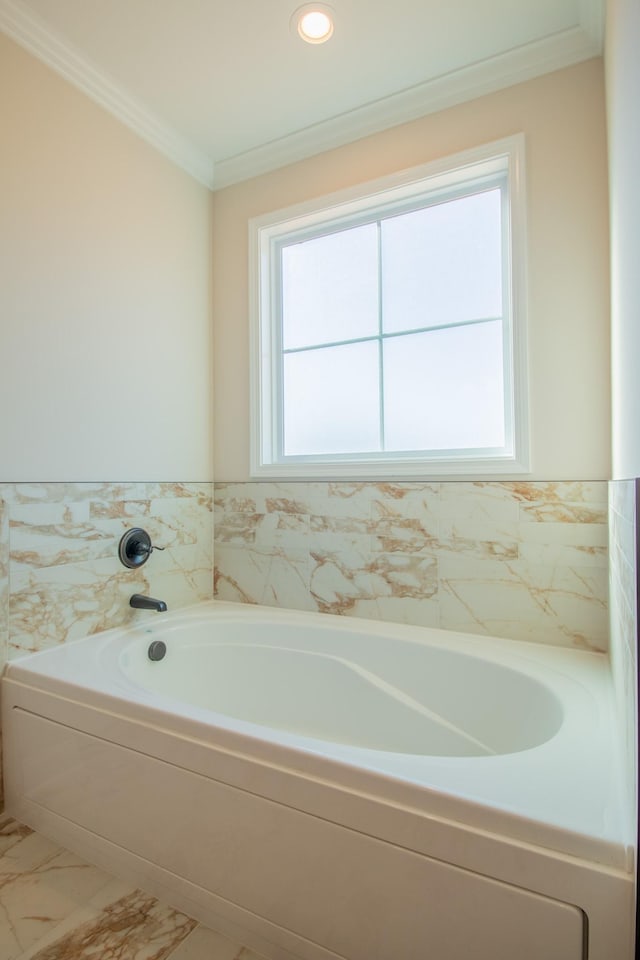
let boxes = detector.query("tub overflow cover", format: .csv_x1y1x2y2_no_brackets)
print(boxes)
148,640,167,662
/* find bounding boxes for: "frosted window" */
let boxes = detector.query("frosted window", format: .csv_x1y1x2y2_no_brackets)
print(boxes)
381,189,503,334
251,138,527,476
282,224,379,350
383,322,505,451
283,341,380,455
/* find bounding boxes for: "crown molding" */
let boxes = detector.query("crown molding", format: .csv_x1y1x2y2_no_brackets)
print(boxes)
579,0,605,49
0,0,215,188
214,13,603,188
0,0,602,192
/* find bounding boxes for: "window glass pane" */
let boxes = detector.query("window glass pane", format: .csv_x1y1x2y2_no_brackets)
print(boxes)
281,223,379,350
283,341,380,455
383,321,505,451
381,189,503,334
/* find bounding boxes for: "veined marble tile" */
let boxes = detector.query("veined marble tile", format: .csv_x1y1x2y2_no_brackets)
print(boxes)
9,518,121,570
437,483,520,521
308,514,439,554
215,514,263,545
214,481,315,514
3,483,143,505
310,549,438,615
515,519,608,547
9,558,147,654
10,496,212,574
253,511,311,550
148,490,212,519
0,816,33,857
8,502,91,526
519,501,607,524
17,886,196,960
370,516,438,553
214,545,266,604
10,547,214,657
439,553,608,598
347,596,440,628
213,480,610,652
439,555,608,650
438,518,519,561
0,496,9,668
88,498,152,520
0,831,118,960
610,477,635,517
309,515,373,536
609,504,636,571
369,482,440,521
5,482,213,657
214,485,259,516
438,515,607,566
608,479,637,823
309,546,380,612
517,540,608,568
214,544,312,611
308,537,378,564
502,480,609,504
308,484,375,521
149,566,214,614
612,542,636,613
439,535,519,562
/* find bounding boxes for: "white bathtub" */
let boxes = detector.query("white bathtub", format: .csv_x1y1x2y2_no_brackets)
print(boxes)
1,601,635,960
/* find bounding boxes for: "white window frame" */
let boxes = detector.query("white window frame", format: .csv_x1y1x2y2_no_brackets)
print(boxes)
249,135,530,479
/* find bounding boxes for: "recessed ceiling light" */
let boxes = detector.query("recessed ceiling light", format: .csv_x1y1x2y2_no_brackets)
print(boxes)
292,4,335,44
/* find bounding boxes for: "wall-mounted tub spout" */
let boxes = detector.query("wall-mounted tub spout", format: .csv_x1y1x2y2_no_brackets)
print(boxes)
130,594,167,613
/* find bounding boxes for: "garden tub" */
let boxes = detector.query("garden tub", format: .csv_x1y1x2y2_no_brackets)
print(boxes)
1,600,634,959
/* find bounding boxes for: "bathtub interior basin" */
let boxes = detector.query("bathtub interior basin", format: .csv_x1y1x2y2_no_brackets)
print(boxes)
118,624,563,757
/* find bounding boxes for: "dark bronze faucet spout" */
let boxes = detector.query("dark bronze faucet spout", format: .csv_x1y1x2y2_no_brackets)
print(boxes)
129,594,168,612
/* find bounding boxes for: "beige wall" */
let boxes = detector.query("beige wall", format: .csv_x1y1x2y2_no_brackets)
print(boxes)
213,59,610,482
607,0,640,480
0,34,213,481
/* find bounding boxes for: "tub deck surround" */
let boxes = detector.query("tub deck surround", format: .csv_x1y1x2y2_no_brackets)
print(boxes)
214,479,609,652
2,602,634,960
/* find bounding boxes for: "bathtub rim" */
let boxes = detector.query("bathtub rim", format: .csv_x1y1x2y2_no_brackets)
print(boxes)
2,599,632,872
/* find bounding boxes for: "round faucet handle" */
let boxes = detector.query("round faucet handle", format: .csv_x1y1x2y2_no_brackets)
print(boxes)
118,528,165,568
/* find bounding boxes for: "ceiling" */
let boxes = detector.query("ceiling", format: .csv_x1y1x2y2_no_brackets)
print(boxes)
0,0,603,189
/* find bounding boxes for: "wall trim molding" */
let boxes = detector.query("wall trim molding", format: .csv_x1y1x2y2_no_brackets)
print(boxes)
0,0,602,191
215,14,602,188
0,0,215,188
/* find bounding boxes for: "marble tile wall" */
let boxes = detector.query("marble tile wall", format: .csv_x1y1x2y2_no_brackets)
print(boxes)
0,482,213,666
214,480,609,651
0,497,8,681
0,481,214,810
608,479,638,831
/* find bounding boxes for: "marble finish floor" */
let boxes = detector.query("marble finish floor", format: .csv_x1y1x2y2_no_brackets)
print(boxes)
0,814,265,960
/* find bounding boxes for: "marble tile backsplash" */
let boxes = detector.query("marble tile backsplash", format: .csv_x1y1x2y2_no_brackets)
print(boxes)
214,480,609,651
0,497,8,672
608,479,638,827
0,482,214,673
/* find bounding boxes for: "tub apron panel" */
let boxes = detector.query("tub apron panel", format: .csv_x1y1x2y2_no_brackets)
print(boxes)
12,708,585,960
